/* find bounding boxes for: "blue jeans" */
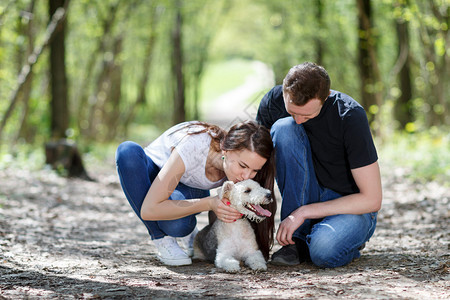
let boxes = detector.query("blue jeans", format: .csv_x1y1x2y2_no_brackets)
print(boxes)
115,141,210,240
271,117,377,268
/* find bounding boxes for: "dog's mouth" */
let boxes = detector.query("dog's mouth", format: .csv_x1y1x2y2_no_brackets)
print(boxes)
245,203,272,217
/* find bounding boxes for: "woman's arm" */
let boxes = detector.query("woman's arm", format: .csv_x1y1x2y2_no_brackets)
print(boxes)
276,161,382,245
140,148,241,222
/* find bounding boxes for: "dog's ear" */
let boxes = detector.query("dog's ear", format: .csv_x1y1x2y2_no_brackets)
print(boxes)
221,181,234,199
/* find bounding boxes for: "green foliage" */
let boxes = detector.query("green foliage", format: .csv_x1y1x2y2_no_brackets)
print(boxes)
379,127,450,185
0,0,448,154
0,143,46,171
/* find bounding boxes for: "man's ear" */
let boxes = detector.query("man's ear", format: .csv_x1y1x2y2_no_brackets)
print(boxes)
221,181,234,199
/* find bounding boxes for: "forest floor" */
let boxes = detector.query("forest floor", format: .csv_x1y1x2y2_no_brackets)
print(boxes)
0,158,449,299
1,63,449,298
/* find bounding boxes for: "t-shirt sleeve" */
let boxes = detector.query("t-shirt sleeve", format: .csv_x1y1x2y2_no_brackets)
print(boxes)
344,107,378,169
256,85,289,129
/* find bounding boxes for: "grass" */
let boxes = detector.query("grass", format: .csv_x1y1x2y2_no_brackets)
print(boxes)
378,127,450,185
200,58,258,104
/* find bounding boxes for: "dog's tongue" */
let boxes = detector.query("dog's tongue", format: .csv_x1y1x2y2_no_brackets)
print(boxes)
251,204,272,217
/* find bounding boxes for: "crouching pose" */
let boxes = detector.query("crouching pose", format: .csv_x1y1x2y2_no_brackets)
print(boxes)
116,120,276,266
257,62,382,268
194,179,273,272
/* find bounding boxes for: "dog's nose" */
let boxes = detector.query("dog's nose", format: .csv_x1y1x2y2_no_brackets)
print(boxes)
265,192,272,200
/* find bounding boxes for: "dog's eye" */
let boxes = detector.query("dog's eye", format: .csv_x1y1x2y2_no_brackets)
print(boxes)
244,188,252,193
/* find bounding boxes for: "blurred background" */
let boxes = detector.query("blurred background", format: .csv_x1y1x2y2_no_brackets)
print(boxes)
0,0,448,184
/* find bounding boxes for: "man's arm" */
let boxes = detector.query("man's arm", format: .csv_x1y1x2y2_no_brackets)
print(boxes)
276,161,382,246
256,85,289,129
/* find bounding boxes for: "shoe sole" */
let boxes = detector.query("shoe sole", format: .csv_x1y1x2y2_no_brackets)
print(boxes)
157,255,192,266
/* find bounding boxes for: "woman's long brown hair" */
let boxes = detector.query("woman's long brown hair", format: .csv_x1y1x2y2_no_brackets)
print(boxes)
181,120,276,260
221,121,276,261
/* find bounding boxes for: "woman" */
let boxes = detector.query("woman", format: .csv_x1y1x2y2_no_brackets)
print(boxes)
115,120,276,266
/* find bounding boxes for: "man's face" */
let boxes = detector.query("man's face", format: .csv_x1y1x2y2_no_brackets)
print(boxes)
283,94,323,124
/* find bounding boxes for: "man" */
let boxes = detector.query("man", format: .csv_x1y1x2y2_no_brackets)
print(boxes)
256,62,382,268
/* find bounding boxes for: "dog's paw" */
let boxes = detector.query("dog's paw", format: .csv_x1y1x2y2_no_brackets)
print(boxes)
223,263,240,273
245,251,267,271
216,256,240,273
249,263,267,271
246,258,267,271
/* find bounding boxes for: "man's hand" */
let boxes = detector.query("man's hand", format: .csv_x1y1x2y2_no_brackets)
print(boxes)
276,210,306,246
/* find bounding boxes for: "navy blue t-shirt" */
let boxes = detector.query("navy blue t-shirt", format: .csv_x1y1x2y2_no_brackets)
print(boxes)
256,85,378,195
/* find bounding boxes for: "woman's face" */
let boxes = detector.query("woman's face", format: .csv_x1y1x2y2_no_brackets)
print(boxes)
222,149,267,183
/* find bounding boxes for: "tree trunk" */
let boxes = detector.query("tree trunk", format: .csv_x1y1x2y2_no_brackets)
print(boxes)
356,0,383,127
16,0,37,143
172,2,186,124
46,0,89,179
415,0,448,126
76,2,121,134
0,2,68,143
394,12,413,130
357,0,375,111
122,5,160,135
315,0,324,65
104,36,123,141
49,0,69,139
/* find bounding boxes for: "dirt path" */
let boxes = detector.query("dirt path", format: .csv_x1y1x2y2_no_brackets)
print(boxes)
201,60,275,129
0,161,449,299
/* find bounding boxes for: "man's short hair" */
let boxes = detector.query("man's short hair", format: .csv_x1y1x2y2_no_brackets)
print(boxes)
282,62,331,106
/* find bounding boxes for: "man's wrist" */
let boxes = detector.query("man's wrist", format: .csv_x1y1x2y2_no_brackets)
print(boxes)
293,205,308,221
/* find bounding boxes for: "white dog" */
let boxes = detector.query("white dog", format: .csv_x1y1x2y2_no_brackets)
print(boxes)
193,179,273,273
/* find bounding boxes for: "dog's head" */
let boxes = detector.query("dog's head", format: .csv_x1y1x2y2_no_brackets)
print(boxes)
219,179,273,223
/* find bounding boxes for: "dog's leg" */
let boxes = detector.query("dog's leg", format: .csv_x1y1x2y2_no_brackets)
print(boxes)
243,250,267,271
215,242,240,273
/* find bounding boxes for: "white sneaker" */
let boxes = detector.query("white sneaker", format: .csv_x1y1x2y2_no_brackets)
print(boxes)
177,227,199,257
153,236,192,266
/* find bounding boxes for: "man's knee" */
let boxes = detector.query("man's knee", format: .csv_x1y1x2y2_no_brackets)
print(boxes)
307,218,365,268
308,235,340,268
271,117,296,140
308,237,347,268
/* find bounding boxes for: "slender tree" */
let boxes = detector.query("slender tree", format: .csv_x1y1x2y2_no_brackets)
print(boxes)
0,1,68,143
315,0,324,65
16,0,36,143
184,0,231,120
356,0,383,127
75,1,121,135
122,3,161,134
415,0,448,126
171,0,185,124
49,0,69,139
393,0,413,129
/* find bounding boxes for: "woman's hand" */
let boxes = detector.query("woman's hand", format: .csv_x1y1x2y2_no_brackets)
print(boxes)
210,195,242,223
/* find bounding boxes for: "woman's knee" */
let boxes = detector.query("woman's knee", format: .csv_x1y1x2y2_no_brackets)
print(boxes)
116,141,144,167
158,216,196,237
